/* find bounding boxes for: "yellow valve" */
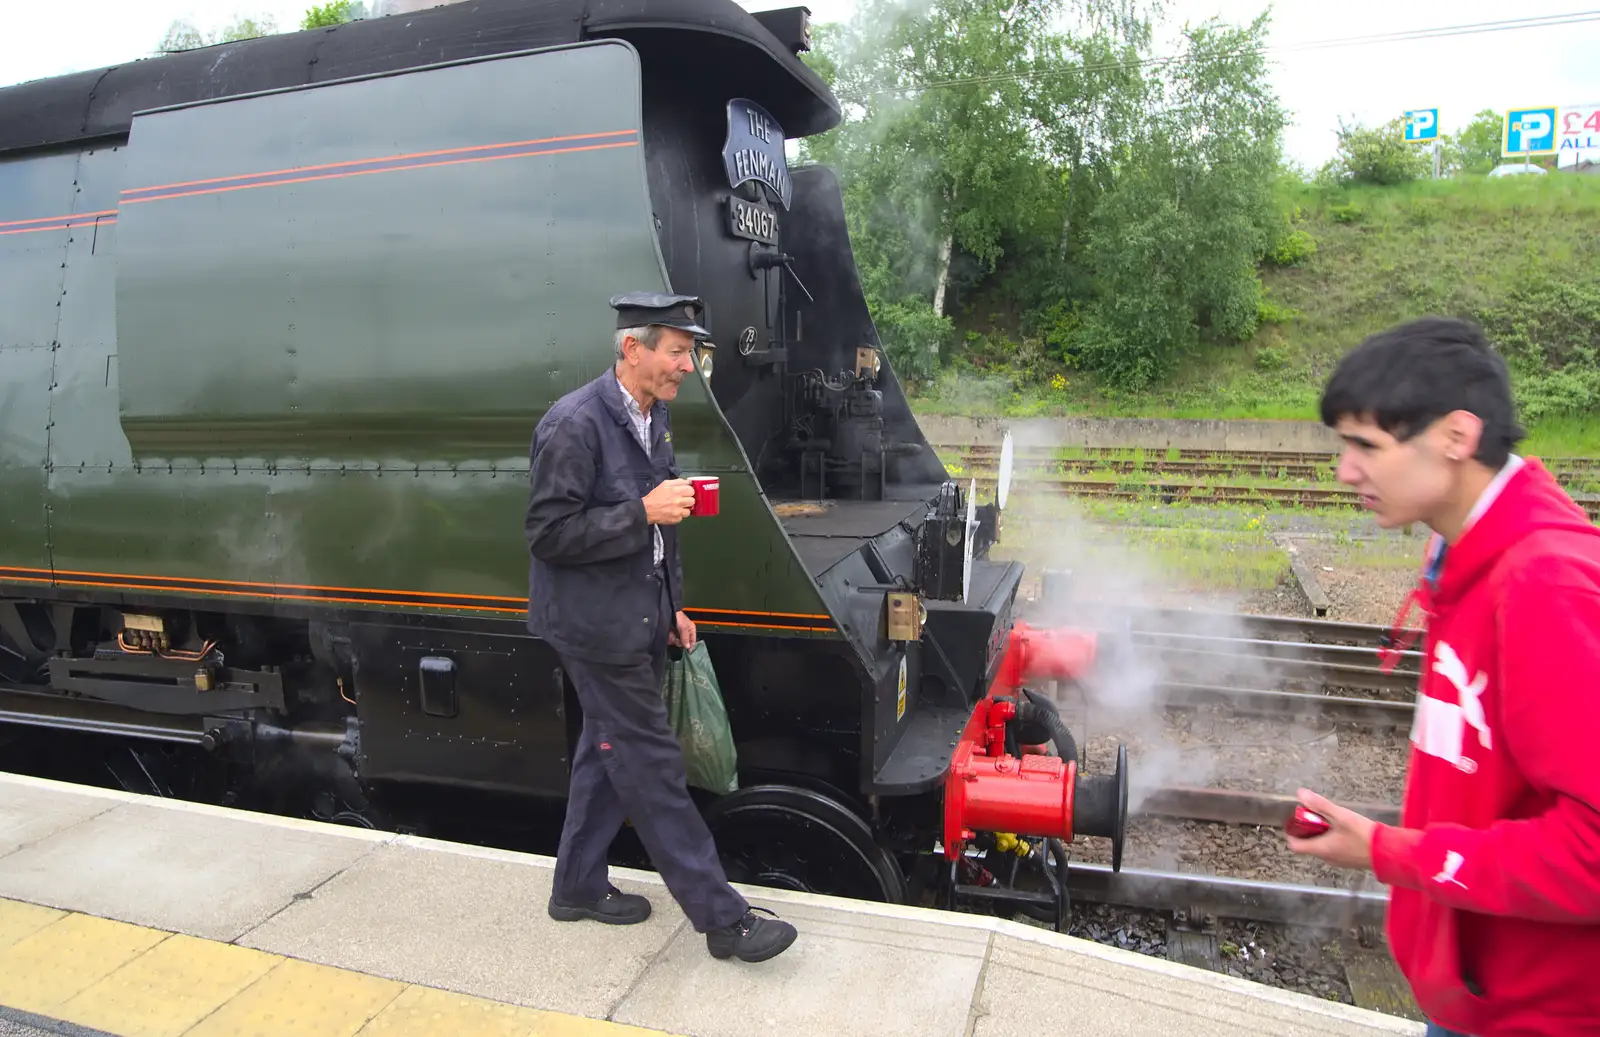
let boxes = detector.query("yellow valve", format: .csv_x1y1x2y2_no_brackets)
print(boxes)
993,832,1032,856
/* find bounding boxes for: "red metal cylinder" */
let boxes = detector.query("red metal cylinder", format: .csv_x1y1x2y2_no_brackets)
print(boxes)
943,740,1078,859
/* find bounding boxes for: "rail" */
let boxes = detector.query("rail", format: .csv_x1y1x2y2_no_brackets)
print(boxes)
942,444,1600,520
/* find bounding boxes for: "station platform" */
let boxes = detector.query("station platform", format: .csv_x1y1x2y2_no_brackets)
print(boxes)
0,772,1423,1037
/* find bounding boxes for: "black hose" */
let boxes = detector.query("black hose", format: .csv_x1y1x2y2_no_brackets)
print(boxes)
1014,688,1079,767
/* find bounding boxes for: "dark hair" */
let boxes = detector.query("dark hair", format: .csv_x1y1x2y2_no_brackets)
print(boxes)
1320,316,1525,468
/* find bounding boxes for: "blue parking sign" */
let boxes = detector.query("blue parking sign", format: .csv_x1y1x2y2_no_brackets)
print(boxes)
1504,106,1558,156
1404,109,1438,142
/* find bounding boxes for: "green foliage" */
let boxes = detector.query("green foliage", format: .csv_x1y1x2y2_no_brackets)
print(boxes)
1327,117,1432,186
302,1,364,30
913,173,1600,453
874,297,953,386
1256,294,1297,324
1267,228,1317,266
158,14,277,52
1327,202,1364,224
1444,109,1502,177
1074,14,1284,388
803,2,1284,394
1478,275,1600,421
1252,343,1289,370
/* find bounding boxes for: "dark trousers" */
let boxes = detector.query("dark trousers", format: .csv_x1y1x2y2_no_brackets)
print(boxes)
551,575,749,933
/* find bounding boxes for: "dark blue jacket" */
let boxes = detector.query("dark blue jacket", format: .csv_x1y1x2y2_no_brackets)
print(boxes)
524,370,684,665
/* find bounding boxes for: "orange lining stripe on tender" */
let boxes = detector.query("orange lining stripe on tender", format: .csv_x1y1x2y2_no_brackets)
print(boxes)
11,565,524,603
123,141,638,206
690,619,836,632
0,217,117,238
122,131,637,195
45,576,526,614
0,208,118,230
0,567,837,628
686,607,832,620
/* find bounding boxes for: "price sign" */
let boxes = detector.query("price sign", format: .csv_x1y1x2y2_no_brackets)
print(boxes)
1559,104,1600,156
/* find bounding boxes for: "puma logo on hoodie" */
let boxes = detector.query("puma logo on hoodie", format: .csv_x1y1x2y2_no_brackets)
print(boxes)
1411,640,1492,772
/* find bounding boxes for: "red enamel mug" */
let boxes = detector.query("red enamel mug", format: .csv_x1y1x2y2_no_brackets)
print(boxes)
689,476,720,517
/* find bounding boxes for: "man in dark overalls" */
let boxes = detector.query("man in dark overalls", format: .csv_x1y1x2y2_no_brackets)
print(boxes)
524,291,797,963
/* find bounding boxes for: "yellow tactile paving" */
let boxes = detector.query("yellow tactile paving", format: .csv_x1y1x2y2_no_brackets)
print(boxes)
0,897,65,953
59,934,284,1037
354,987,670,1037
0,911,169,1015
182,957,407,1037
521,1013,674,1037
0,897,678,1037
354,986,536,1037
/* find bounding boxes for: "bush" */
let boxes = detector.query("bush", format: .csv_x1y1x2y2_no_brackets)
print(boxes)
1331,117,1432,186
1267,228,1317,266
1328,202,1364,224
1253,344,1290,370
1257,295,1298,324
1478,276,1600,421
874,298,952,386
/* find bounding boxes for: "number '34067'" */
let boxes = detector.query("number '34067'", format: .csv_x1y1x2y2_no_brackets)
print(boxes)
736,204,777,239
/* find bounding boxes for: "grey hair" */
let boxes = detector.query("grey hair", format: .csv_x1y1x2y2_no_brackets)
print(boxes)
615,324,666,360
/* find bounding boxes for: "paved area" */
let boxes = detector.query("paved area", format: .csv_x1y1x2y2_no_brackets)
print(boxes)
0,772,1424,1037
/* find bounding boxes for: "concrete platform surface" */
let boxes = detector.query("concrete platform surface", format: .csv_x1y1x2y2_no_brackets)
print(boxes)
0,773,1424,1037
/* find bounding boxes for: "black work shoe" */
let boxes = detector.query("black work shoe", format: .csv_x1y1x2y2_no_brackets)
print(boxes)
705,907,797,962
547,885,653,925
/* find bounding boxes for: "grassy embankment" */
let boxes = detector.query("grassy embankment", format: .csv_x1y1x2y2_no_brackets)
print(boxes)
914,174,1600,456
914,175,1600,599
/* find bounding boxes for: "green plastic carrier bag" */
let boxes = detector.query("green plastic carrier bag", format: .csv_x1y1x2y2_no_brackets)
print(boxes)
661,641,740,795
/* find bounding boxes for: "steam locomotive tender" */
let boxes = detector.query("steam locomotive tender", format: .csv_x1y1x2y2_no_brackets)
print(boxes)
0,0,1128,923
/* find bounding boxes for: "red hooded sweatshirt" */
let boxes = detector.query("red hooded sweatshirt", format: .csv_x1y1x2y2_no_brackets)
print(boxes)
1370,457,1600,1035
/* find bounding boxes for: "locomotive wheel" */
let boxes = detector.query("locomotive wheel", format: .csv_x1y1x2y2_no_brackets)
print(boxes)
704,784,909,905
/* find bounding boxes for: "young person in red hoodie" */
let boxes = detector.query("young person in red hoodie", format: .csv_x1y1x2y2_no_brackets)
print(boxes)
1287,317,1600,1037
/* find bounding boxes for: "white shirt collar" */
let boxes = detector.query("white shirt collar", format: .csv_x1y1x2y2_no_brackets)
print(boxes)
1424,454,1524,572
1465,453,1524,532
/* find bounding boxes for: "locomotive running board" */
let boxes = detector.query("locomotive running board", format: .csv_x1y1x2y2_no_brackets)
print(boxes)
45,656,285,715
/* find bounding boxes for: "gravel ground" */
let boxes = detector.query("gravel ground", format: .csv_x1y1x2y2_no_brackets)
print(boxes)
1278,536,1424,627
0,1017,62,1037
989,700,1402,1009
1005,901,1359,1006
1072,706,1409,807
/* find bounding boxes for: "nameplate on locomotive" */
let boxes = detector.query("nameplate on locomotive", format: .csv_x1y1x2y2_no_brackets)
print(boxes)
727,195,780,245
723,98,793,210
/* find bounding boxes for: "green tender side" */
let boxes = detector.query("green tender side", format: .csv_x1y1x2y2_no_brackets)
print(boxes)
16,40,834,636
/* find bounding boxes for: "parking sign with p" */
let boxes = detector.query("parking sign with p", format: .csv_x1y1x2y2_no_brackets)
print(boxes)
1404,109,1438,142
1504,107,1558,156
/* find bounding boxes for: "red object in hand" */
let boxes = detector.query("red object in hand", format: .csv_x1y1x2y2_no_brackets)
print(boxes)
1286,804,1331,839
689,477,720,517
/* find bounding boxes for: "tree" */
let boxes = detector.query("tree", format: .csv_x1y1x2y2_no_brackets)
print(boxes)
302,1,365,30
1075,13,1287,388
1325,116,1431,186
1443,109,1502,177
157,14,278,53
802,0,1286,391
800,0,1156,381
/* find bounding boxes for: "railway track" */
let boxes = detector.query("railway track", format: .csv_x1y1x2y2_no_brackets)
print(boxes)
982,471,1600,520
1020,601,1425,701
943,444,1600,519
947,442,1600,478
